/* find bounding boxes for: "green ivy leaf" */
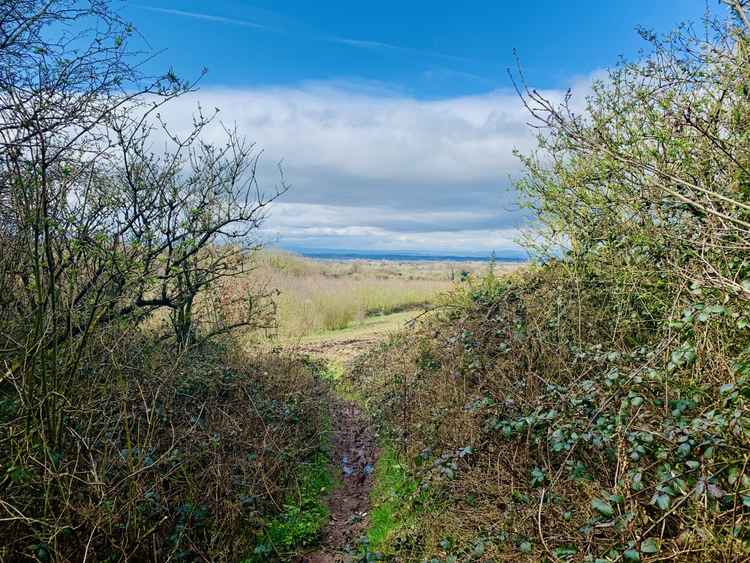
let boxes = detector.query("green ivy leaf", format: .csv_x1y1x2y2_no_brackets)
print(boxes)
531,466,546,487
641,537,660,554
591,498,615,517
653,494,670,510
553,546,577,558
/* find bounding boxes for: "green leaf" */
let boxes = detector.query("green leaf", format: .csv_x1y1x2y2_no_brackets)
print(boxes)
553,546,577,558
591,498,614,517
519,541,532,554
653,494,670,510
624,549,641,561
531,466,546,487
641,537,660,554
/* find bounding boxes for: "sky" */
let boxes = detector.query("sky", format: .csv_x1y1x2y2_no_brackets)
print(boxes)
121,0,713,255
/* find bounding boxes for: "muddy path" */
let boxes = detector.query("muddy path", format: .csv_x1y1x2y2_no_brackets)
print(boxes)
301,398,378,563
298,336,382,365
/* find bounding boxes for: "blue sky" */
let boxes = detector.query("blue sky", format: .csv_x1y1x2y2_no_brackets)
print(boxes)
123,1,712,254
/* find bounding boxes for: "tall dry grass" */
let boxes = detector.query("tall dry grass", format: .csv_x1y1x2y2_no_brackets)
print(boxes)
251,251,467,339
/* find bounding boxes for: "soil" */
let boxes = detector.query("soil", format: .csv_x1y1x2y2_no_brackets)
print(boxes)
299,336,383,364
300,399,378,563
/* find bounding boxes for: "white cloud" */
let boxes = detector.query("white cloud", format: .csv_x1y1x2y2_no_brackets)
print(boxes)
150,79,596,252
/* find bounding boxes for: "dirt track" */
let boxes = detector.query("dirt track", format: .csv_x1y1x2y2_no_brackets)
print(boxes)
301,399,378,562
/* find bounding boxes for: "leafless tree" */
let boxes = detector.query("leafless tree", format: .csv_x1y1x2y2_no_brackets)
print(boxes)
0,0,284,446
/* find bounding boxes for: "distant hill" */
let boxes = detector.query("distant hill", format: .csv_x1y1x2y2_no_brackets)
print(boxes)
275,246,529,262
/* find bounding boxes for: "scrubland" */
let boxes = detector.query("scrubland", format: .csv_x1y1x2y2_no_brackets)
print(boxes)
252,251,491,339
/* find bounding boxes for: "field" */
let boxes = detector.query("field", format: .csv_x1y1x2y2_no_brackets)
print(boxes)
252,251,504,342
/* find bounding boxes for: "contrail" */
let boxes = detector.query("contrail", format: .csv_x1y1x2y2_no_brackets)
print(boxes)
134,5,272,31
134,4,478,65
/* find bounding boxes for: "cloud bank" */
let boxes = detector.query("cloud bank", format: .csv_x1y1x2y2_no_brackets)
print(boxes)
154,81,586,253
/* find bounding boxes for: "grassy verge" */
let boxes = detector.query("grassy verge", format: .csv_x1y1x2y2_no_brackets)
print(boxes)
248,447,335,561
362,445,421,559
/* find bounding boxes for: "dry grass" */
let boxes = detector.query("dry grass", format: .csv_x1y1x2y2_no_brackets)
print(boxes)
250,251,505,340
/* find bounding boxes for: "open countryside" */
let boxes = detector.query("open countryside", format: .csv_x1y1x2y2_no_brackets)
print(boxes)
1,1,750,562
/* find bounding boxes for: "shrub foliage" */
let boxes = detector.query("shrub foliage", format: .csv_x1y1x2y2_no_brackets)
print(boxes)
0,2,324,561
352,6,750,561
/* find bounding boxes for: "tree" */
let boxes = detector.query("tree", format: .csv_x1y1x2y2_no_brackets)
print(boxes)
0,0,282,445
109,112,285,346
513,2,750,311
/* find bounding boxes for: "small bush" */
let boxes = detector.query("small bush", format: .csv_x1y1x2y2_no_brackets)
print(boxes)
0,333,331,561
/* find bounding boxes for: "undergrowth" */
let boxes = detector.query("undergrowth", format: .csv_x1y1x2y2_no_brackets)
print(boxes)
350,10,750,560
351,265,750,561
0,334,333,561
248,446,334,561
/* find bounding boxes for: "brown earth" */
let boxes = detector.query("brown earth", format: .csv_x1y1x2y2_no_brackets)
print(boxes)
300,399,378,562
298,336,383,365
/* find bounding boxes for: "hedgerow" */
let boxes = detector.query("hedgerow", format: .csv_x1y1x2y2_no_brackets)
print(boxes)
351,5,750,561
0,334,331,561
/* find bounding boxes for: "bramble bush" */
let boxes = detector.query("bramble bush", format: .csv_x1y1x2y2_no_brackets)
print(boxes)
0,2,328,561
351,4,750,561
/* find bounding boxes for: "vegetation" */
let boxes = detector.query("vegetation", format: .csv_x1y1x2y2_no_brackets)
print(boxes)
5,0,750,561
0,2,326,560
363,444,423,558
250,438,334,560
351,5,750,561
253,251,468,339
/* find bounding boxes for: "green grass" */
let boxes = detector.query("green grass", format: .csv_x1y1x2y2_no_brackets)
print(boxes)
246,416,335,561
363,445,420,557
300,310,420,344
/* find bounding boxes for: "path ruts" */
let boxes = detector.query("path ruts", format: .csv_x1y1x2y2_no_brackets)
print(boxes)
301,399,378,562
